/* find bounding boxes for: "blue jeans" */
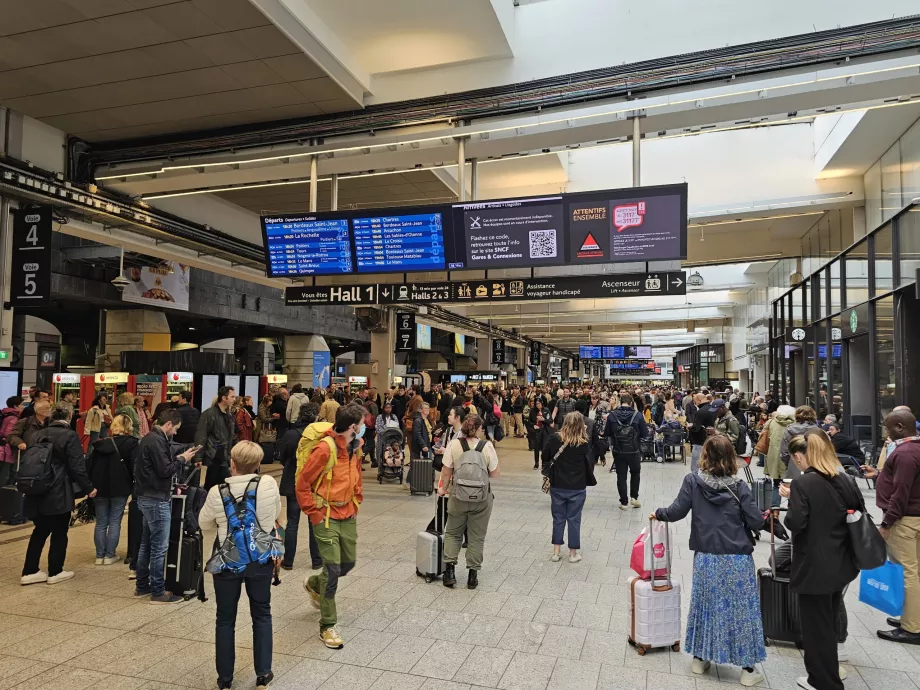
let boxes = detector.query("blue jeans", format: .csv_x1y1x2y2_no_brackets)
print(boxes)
93,496,128,558
136,496,171,596
550,487,587,550
282,495,322,568
89,430,100,446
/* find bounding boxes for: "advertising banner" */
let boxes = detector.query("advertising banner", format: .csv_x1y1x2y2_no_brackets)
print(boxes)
312,351,331,389
121,262,190,311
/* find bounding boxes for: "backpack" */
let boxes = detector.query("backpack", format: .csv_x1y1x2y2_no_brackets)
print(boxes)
493,403,502,420
205,477,283,575
294,422,336,486
611,411,641,455
452,438,490,502
0,410,17,446
735,424,749,456
17,440,55,496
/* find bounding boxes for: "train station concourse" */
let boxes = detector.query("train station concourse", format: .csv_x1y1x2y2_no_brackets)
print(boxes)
1,1,920,689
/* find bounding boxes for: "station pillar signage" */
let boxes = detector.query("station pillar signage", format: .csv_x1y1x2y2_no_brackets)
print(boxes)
529,341,542,366
395,312,416,352
492,339,505,364
10,206,52,307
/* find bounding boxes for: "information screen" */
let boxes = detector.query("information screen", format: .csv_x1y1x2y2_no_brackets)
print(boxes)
610,361,653,371
604,346,624,359
626,345,653,359
580,345,603,359
263,216,352,276
354,212,445,273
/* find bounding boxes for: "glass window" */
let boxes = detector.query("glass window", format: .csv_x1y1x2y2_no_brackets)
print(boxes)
830,313,843,419
874,223,894,294
902,118,920,204
864,160,882,231
846,240,870,307
881,142,903,221
876,296,896,426
900,209,920,288
790,289,801,328
829,260,842,314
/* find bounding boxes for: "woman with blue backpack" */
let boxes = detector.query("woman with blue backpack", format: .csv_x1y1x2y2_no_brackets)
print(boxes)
198,440,282,690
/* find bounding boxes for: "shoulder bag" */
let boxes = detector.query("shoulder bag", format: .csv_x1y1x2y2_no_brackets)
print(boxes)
826,473,887,570
541,443,566,494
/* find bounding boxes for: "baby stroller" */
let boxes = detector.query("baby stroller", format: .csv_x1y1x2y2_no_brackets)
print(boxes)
640,423,659,463
377,426,405,484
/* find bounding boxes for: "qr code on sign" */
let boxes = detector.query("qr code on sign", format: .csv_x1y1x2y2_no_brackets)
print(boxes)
529,229,557,259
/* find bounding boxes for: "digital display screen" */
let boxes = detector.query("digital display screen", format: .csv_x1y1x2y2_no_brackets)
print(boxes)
416,324,432,350
610,361,653,371
454,334,465,355
354,212,445,272
627,345,653,359
580,345,603,359
815,344,843,358
450,374,466,383
604,346,624,359
263,216,352,276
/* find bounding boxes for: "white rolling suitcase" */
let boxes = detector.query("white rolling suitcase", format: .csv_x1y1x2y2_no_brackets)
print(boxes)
627,518,682,655
416,495,448,583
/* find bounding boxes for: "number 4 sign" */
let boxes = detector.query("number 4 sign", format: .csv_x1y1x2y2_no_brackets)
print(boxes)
11,206,52,307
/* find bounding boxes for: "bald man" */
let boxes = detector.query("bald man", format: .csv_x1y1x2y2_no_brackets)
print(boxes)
864,408,920,644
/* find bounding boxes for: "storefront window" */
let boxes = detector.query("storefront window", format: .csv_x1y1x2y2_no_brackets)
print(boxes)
876,296,896,426
874,223,894,294
900,209,920,288
846,240,870,307
829,260,842,315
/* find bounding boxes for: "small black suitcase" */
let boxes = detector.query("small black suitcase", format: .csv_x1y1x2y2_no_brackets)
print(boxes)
0,485,25,524
408,456,435,496
758,508,802,647
166,532,204,599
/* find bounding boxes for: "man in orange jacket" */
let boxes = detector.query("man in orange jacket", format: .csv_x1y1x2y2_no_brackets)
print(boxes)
296,404,365,650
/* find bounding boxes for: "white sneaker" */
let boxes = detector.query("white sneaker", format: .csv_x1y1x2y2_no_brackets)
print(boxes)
690,658,711,675
550,554,561,562
631,499,642,508
740,668,765,687
95,558,104,565
796,678,816,690
128,570,137,580
619,504,629,511
837,644,848,663
839,665,848,681
102,557,119,566
569,553,582,564
20,571,48,586
46,571,75,585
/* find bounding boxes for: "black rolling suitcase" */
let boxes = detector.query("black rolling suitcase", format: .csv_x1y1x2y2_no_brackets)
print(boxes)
0,485,25,524
758,508,802,647
408,453,435,496
166,470,206,601
743,464,774,511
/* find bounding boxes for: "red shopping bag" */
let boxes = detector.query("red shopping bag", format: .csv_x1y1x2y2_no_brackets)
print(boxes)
630,520,670,580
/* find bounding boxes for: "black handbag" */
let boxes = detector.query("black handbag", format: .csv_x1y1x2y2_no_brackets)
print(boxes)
826,474,887,570
541,444,566,494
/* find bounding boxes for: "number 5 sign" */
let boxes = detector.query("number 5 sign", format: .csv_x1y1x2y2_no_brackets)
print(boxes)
11,206,51,307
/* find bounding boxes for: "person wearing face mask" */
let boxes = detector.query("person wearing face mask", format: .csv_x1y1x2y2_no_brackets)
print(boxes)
296,404,365,650
133,409,200,604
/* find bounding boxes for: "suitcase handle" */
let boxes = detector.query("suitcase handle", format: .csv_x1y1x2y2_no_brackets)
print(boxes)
769,506,788,567
649,517,673,592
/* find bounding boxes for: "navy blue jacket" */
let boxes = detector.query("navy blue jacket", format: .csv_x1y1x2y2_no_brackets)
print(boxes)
655,473,763,555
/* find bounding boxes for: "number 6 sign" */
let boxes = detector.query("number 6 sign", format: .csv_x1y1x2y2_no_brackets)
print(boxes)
11,206,51,307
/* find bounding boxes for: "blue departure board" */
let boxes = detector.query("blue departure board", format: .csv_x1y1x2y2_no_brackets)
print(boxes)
580,345,603,359
263,217,352,276
353,213,445,273
604,346,624,359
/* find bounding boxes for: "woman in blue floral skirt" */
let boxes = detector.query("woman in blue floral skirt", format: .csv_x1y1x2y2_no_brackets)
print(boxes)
653,435,766,686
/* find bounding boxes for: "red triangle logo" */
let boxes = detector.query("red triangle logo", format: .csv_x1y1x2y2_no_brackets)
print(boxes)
580,233,600,251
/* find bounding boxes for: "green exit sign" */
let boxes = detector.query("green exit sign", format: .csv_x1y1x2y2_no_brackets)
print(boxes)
0,350,10,360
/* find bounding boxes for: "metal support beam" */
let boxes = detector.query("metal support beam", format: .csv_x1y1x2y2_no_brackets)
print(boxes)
309,154,318,212
632,116,641,187
62,245,124,260
330,173,339,211
470,158,479,201
456,137,466,202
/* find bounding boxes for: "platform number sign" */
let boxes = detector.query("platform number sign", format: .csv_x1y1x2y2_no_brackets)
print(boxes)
492,339,505,364
395,312,416,352
10,206,52,307
529,341,541,366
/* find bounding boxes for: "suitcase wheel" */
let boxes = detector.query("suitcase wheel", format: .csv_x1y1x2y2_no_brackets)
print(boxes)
671,642,681,652
656,456,664,464
636,645,647,656
425,575,433,584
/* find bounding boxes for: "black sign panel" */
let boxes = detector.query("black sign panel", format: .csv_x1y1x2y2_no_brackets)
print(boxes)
529,341,542,367
492,339,505,364
10,206,52,307
286,271,686,306
395,312,416,351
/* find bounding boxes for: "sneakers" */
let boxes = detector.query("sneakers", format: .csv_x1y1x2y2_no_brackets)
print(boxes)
46,571,74,585
569,553,582,564
149,593,184,605
550,553,562,562
256,671,274,687
20,571,48,586
837,644,848,662
740,668,765,687
320,627,344,649
95,557,104,566
839,666,848,680
631,499,642,508
619,504,628,511
690,658,711,674
128,570,137,580
304,577,321,609
217,679,232,690
102,556,119,566
796,678,816,690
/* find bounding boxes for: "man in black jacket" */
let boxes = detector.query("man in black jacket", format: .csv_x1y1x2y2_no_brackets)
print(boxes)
605,395,648,509
278,404,322,570
20,403,95,586
174,390,199,444
689,394,716,474
134,409,198,604
196,386,237,491
827,423,863,459
391,385,408,429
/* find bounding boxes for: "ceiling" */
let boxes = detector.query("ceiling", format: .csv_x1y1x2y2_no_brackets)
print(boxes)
0,0,361,141
216,169,454,214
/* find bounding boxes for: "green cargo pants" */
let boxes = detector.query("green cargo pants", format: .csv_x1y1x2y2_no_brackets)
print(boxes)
444,492,493,570
308,517,357,630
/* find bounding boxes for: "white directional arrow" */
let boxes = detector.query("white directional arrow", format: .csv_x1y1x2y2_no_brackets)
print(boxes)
671,276,684,287
381,288,391,299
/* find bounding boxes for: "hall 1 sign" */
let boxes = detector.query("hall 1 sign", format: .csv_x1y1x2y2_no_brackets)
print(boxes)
491,339,505,364
10,206,52,307
395,312,416,352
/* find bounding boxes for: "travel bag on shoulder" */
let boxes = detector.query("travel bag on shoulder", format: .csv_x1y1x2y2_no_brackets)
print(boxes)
627,518,682,655
452,439,490,502
612,412,641,455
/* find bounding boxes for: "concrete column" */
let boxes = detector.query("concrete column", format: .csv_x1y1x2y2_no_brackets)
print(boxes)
457,137,466,202
244,340,275,376
477,337,491,371
12,315,60,390
103,310,171,369
370,308,396,390
284,334,330,389
309,155,318,212
470,158,479,200
331,173,339,211
632,116,641,187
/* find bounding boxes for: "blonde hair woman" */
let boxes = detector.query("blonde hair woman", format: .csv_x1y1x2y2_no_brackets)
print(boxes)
198,440,282,690
115,392,140,438
544,412,597,563
89,414,138,566
783,430,861,690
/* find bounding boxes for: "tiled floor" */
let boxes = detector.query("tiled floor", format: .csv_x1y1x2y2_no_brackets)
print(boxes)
0,438,908,690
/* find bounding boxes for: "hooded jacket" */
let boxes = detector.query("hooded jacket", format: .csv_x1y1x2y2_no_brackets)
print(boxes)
0,407,20,464
655,472,763,555
762,408,796,480
88,434,138,498
781,420,819,478
286,392,310,424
